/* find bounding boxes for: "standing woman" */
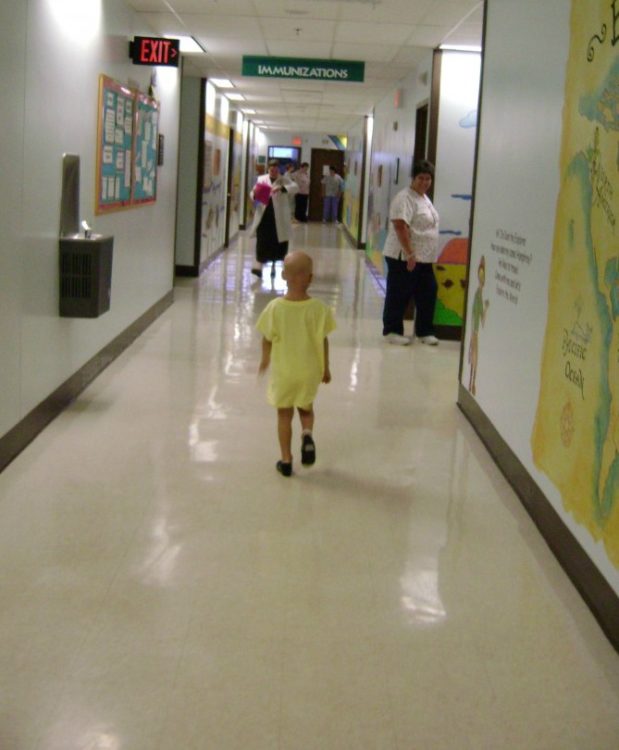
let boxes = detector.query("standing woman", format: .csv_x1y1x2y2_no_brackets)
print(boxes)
381,159,440,345
292,162,310,222
250,159,298,278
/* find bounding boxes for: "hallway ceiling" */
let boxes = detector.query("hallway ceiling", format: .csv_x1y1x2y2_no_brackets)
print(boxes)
127,0,483,133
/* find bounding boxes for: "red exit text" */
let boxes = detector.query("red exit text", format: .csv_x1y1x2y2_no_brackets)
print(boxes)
130,37,180,67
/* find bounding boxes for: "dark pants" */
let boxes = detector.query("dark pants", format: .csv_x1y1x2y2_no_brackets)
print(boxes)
295,194,309,222
382,258,437,337
256,201,288,262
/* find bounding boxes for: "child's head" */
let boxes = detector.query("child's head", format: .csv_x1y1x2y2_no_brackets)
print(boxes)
282,251,313,291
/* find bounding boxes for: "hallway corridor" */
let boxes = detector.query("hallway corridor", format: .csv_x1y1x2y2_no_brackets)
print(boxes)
0,225,618,749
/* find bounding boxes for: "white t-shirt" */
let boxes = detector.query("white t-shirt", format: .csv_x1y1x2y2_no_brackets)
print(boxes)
292,170,310,195
382,187,440,263
321,173,344,197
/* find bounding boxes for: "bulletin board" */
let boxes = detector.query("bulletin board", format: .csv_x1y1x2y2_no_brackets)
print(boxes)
132,92,159,205
96,76,134,212
95,75,159,214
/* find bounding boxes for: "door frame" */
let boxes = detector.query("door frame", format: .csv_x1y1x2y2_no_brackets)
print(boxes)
308,148,345,222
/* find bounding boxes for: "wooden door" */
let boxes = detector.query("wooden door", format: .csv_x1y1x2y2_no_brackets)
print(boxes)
414,103,429,165
308,149,345,222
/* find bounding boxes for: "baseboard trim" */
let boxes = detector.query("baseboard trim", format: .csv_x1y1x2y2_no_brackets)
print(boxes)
434,324,462,341
175,264,199,277
0,290,174,474
457,383,619,652
176,243,229,278
340,224,356,248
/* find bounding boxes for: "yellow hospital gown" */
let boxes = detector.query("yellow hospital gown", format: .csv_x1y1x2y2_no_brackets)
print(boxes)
256,297,336,408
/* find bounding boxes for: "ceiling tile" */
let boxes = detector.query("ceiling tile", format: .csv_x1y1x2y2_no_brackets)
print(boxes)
257,17,337,40
135,12,184,34
404,25,451,46
265,41,335,58
162,0,256,14
126,0,483,132
253,0,341,21
389,45,432,65
180,15,264,38
420,0,482,26
331,43,396,64
334,20,416,45
337,0,434,23
442,22,483,46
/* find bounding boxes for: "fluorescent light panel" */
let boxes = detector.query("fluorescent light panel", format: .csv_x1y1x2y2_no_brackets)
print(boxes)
209,78,234,88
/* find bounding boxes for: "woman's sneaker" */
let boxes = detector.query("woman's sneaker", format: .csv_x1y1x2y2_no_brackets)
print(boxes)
384,333,411,346
418,335,439,345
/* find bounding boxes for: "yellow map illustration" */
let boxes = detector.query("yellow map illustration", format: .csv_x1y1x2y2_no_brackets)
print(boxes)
532,0,618,567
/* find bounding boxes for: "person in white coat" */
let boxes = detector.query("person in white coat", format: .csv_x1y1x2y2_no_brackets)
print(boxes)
250,160,299,278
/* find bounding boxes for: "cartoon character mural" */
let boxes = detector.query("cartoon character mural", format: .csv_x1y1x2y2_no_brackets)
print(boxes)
434,236,469,327
467,255,490,396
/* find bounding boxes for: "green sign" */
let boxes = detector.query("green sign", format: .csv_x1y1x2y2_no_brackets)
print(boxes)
242,56,365,83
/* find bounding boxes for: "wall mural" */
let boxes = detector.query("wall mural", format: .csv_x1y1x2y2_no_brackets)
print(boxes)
201,113,229,264
532,0,618,566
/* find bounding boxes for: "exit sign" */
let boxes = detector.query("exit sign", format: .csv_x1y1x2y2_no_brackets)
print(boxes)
130,37,180,67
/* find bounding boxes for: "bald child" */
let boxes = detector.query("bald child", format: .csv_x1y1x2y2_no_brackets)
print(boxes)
256,251,336,476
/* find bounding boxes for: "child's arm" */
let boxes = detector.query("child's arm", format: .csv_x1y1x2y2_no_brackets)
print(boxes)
322,338,331,383
259,337,272,374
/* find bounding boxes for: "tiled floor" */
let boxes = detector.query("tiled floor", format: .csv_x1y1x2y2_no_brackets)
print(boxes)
0,224,618,750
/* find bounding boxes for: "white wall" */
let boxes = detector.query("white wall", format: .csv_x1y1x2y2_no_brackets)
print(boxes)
366,55,433,262
262,131,341,165
434,51,480,252
0,2,28,433
175,76,201,266
0,0,180,438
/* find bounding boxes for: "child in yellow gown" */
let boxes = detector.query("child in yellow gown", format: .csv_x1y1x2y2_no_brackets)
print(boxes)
257,251,336,476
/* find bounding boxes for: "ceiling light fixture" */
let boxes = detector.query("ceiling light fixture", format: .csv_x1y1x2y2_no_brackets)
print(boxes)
209,78,234,88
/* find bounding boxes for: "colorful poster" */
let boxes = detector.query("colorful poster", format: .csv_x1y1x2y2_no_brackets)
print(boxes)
341,123,363,240
531,0,618,566
200,113,229,264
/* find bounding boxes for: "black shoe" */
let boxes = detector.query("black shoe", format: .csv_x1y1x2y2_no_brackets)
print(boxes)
276,460,292,477
301,434,316,465
251,268,262,278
